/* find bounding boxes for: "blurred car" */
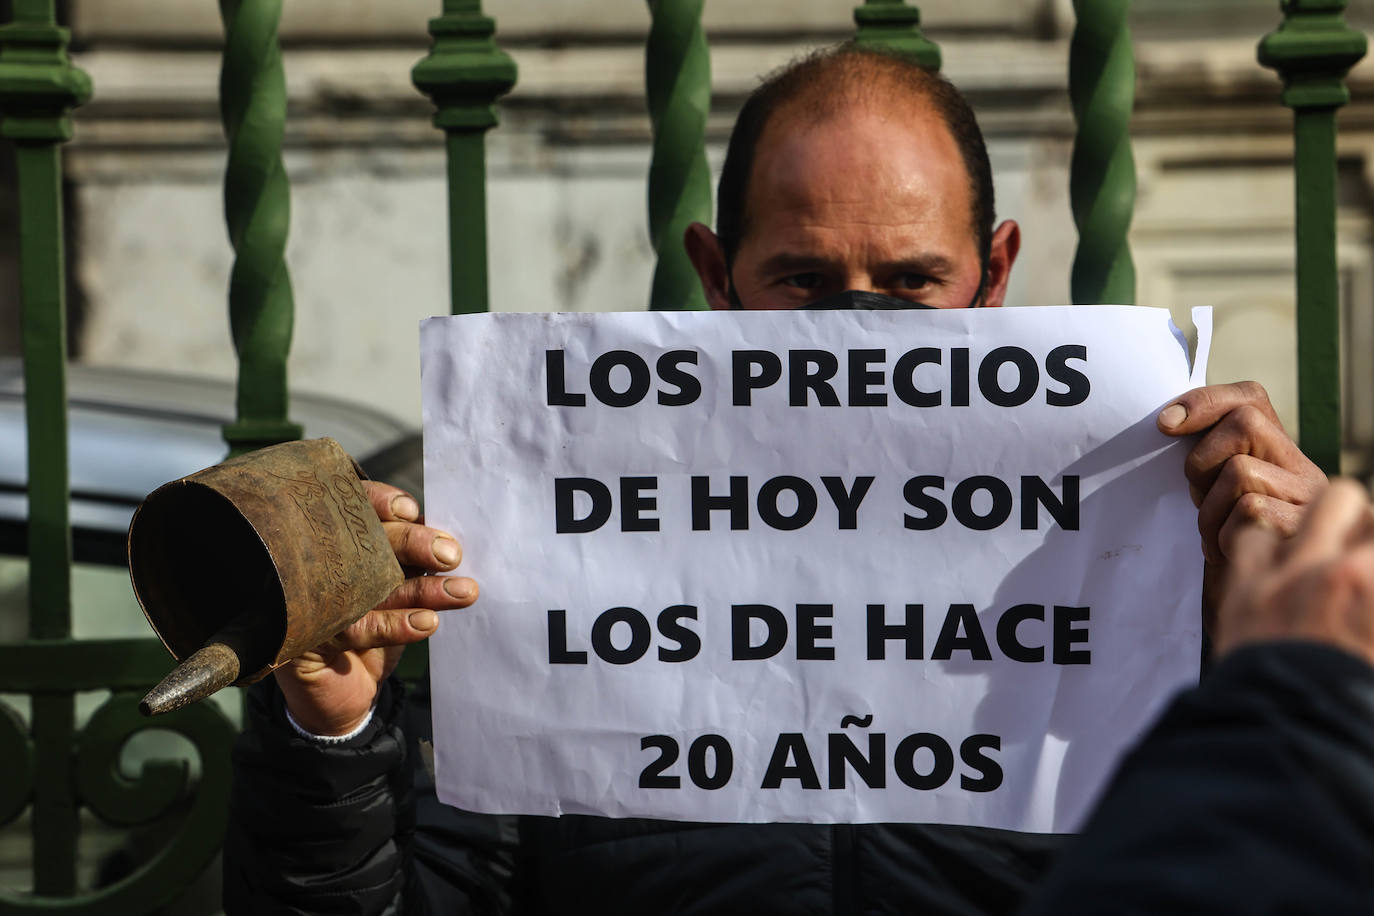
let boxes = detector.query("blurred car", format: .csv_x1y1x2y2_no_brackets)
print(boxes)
0,357,423,566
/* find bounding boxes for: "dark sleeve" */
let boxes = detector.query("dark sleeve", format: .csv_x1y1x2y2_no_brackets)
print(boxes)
223,677,414,914
402,675,524,915
1020,642,1374,915
223,675,520,915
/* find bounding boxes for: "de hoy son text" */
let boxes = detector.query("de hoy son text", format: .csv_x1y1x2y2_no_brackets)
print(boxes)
547,344,1090,535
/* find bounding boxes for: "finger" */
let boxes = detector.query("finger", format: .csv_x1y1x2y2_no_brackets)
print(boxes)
1201,560,1224,637
1196,455,1315,563
374,574,479,612
364,479,423,524
1328,541,1374,604
1226,522,1281,587
1327,541,1374,654
331,605,454,653
1211,523,1283,660
1188,481,1204,510
1216,493,1301,563
385,519,462,571
1285,478,1373,568
1182,405,1321,496
1158,381,1282,437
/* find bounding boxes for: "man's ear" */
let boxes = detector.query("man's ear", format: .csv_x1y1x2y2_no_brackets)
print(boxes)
684,222,734,310
981,220,1021,308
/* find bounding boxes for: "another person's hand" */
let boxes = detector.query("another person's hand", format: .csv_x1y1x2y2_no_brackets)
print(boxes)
1214,479,1374,667
274,480,478,736
1157,381,1328,622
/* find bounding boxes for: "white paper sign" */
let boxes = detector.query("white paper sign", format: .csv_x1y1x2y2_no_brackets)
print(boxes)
420,305,1209,833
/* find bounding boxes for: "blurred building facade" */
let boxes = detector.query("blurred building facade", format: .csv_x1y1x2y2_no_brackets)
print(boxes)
3,0,1373,465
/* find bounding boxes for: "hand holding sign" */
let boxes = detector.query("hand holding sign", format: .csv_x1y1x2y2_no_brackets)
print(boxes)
273,481,478,736
1156,381,1328,629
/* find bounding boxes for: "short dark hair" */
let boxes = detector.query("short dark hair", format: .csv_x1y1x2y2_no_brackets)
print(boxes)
716,44,995,273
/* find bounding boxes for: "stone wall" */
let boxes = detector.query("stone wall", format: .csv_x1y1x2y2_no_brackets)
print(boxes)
7,0,1374,464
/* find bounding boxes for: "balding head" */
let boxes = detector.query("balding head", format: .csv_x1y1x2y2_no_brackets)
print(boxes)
715,45,995,273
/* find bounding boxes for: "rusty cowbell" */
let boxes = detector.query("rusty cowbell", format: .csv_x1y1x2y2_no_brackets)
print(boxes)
128,437,403,716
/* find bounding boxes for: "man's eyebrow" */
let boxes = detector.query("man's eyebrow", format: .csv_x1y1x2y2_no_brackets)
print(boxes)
754,252,960,277
873,255,958,277
755,252,840,276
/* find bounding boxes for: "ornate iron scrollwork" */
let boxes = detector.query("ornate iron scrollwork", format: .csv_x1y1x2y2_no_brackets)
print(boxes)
0,691,238,914
0,703,34,829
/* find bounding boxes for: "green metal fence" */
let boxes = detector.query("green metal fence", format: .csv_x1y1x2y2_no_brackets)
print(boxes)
0,0,1365,908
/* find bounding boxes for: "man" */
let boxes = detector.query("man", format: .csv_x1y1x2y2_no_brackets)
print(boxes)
224,45,1327,913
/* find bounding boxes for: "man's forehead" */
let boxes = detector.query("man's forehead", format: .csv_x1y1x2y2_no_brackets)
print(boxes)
741,98,974,241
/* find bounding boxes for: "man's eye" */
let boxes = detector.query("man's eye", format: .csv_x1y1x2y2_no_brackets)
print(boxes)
781,273,823,290
894,273,932,290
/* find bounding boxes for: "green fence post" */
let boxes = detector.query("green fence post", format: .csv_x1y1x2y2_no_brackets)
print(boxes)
645,0,711,312
853,0,941,69
0,0,89,895
1068,0,1136,307
412,0,517,316
219,0,302,456
1259,0,1366,474
0,1,279,908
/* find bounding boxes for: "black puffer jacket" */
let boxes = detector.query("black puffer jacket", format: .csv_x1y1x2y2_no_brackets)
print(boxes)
224,675,1060,915
224,643,1374,915
1021,642,1374,914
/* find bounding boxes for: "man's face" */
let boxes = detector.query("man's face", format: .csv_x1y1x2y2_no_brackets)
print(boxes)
687,99,1018,311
